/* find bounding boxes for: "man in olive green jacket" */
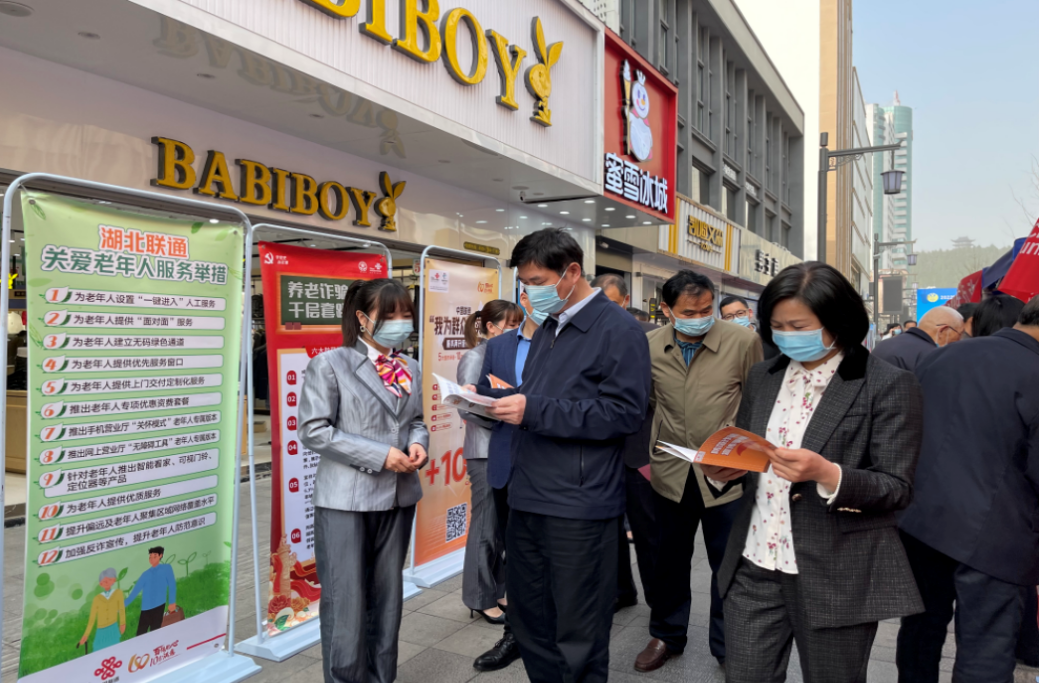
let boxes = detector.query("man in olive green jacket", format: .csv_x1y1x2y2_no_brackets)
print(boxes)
634,270,762,674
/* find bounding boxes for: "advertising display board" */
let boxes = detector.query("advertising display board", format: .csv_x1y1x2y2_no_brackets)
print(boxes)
257,242,387,637
916,288,956,319
18,191,244,683
602,29,678,222
412,258,499,572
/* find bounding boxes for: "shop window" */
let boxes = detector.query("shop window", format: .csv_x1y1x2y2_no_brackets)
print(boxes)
746,201,758,234
724,186,737,222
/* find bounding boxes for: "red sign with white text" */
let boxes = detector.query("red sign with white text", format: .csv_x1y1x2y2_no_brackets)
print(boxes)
258,242,385,636
1000,217,1039,303
603,29,678,222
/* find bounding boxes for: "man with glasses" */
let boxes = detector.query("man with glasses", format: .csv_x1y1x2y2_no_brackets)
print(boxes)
873,306,965,372
719,295,778,359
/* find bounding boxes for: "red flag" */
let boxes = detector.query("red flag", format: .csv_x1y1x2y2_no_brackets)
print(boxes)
946,269,984,309
999,217,1039,303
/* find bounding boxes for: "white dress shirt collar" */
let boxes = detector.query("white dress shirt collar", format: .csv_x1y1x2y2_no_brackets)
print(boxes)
554,287,601,336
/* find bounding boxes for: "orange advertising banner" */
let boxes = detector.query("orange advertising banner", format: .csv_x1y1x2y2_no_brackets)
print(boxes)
415,258,499,567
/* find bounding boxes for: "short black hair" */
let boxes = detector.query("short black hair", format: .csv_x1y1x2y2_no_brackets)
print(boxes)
973,294,1025,337
956,302,978,322
591,273,628,298
1019,295,1039,327
719,295,749,311
626,306,650,321
661,270,715,308
757,262,869,348
149,546,164,556
903,319,916,326
509,228,584,274
341,279,416,347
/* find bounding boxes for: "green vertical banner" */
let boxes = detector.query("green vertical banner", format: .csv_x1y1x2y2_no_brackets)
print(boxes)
17,192,244,683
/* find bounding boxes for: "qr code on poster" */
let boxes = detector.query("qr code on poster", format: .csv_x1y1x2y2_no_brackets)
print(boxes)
445,503,468,543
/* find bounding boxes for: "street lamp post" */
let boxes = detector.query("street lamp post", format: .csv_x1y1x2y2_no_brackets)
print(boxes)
817,132,905,263
872,233,916,331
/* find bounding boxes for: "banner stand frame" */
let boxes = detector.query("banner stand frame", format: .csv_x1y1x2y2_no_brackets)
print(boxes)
234,224,417,664
0,173,261,683
404,246,502,588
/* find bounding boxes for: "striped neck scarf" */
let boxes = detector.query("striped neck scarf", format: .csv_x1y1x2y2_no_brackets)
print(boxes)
375,352,412,398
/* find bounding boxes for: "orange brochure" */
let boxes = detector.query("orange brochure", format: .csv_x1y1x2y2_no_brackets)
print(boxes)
488,374,513,389
657,427,774,473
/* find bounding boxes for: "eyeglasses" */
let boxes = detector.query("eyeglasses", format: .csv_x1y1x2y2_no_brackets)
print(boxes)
720,311,749,321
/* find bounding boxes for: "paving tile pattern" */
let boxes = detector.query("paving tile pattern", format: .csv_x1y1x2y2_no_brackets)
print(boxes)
2,476,1036,683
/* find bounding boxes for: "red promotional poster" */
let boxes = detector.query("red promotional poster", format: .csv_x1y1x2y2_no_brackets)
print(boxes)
258,242,387,636
999,217,1039,303
603,29,678,222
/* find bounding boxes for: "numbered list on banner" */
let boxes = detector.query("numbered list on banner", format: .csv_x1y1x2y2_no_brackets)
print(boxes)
18,193,243,683
258,242,386,637
415,259,498,568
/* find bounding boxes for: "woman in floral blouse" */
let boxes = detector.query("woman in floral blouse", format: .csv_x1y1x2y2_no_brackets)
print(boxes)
703,262,924,683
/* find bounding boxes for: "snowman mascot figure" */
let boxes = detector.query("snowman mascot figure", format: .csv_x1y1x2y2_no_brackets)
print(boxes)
623,61,654,162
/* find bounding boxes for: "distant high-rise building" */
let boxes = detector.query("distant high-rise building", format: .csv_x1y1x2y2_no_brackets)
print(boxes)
866,94,913,269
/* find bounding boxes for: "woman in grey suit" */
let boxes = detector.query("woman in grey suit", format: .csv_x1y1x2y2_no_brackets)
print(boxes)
458,300,524,624
298,278,429,683
703,262,924,683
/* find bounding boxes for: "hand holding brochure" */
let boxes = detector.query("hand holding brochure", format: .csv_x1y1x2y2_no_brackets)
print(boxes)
434,373,499,420
657,427,775,473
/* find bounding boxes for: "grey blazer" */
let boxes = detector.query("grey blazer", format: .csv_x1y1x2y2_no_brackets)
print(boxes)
717,345,925,629
298,343,430,512
456,342,493,460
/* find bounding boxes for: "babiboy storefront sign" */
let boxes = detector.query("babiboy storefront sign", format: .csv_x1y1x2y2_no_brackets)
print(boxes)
151,136,406,231
602,30,677,222
294,0,564,127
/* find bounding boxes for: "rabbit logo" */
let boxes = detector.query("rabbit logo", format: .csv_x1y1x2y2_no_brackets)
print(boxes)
523,17,563,127
622,60,654,162
374,171,406,232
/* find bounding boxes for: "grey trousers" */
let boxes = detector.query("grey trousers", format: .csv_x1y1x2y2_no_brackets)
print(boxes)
724,560,879,683
314,505,415,683
462,458,506,611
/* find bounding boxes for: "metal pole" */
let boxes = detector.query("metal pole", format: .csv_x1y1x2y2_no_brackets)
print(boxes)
817,145,829,263
872,233,881,332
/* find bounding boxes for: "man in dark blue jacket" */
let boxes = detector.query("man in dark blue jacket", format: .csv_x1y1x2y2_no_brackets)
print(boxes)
896,295,1039,683
482,228,651,683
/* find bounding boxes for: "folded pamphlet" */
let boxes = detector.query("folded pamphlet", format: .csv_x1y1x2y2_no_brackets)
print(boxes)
488,374,513,389
657,427,774,473
433,373,499,420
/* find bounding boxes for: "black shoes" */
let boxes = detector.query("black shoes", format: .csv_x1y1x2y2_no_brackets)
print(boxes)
470,608,506,625
473,633,521,671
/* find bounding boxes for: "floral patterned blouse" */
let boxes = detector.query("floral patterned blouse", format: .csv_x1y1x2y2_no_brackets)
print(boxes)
741,350,845,574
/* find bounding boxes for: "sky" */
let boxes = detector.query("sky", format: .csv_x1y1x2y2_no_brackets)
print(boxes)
853,0,1039,252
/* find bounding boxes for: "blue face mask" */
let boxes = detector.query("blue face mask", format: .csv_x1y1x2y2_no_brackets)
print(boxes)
527,308,548,326
731,315,752,328
672,313,715,338
772,328,835,363
364,314,413,349
524,268,576,317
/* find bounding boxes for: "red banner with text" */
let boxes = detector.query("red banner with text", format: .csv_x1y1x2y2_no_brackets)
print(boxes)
415,258,499,567
258,242,387,636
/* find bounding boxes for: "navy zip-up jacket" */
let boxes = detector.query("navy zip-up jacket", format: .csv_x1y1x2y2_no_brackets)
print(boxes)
480,291,651,520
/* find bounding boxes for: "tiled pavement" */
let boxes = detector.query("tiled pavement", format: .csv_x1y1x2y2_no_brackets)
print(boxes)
2,475,1037,682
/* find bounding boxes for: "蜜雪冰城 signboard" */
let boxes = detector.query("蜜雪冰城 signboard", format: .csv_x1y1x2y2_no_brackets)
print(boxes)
18,192,244,683
602,29,678,222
